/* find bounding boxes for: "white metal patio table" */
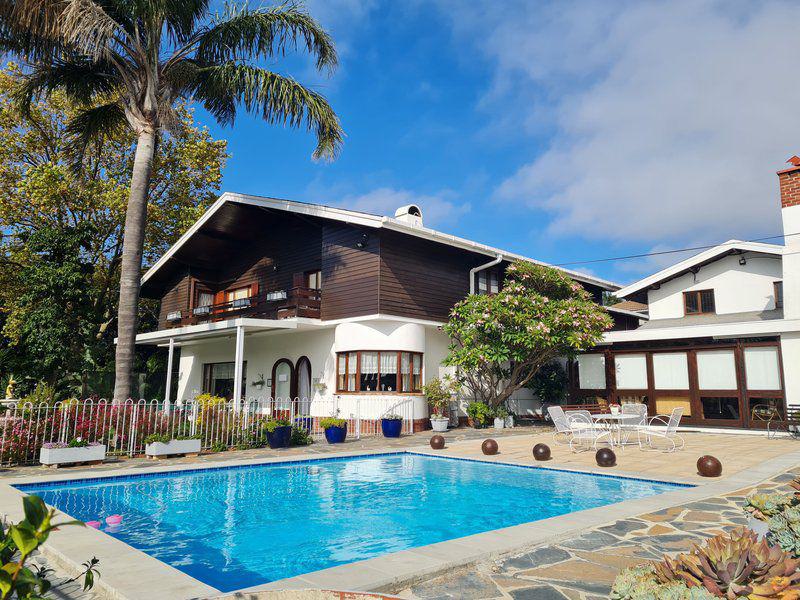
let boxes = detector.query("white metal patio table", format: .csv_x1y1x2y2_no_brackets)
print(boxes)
591,413,642,448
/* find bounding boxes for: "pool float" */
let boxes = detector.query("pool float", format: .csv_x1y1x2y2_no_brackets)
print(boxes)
105,514,122,526
86,521,101,529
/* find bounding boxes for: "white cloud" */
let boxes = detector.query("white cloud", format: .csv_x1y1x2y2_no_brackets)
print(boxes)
435,0,798,245
335,187,470,227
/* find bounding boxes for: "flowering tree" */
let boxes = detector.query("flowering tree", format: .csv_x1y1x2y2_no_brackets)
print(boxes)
443,261,612,407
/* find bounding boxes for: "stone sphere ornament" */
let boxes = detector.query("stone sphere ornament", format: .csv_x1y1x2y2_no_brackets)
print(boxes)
430,434,445,450
595,447,616,467
481,438,499,455
697,455,722,477
532,443,551,461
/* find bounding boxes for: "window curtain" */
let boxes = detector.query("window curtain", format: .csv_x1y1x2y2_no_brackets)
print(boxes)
412,354,422,391
380,352,397,375
744,347,781,390
211,362,235,379
697,350,737,390
652,353,689,390
615,354,648,389
347,352,357,391
361,352,378,374
401,353,411,391
577,354,605,389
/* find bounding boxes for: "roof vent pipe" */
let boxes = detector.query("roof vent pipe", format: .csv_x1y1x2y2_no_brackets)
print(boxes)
470,254,504,295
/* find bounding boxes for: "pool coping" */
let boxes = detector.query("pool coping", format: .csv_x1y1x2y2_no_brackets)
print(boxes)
3,445,800,599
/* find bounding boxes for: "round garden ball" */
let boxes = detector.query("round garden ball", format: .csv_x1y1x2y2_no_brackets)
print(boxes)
697,455,722,477
481,439,499,455
595,447,616,467
532,443,551,461
429,434,445,450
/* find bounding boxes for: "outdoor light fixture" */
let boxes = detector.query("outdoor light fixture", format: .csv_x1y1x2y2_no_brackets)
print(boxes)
739,256,747,266
356,233,369,248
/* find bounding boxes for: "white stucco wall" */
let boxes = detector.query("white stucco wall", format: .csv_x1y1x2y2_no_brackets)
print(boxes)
646,254,782,320
781,204,800,407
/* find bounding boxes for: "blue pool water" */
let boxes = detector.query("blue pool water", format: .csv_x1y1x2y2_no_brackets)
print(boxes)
17,453,684,591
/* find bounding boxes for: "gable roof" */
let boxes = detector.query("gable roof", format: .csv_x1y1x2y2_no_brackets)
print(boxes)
141,191,621,290
610,300,648,314
615,240,785,299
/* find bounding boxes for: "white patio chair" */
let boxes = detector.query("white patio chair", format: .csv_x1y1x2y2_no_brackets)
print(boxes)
637,407,685,453
567,413,612,453
620,403,648,444
547,405,572,444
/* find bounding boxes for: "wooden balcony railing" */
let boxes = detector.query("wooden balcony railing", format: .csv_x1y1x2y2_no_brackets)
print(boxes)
164,287,321,328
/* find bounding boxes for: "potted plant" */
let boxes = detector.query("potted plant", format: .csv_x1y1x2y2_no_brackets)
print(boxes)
144,433,202,458
263,419,293,449
40,438,105,467
320,416,347,444
466,401,493,429
423,377,454,432
493,406,508,429
381,414,403,438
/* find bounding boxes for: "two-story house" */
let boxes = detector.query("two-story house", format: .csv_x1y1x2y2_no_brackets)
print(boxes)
135,193,623,429
571,158,800,430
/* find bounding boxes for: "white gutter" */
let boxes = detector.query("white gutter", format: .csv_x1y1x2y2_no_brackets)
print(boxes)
470,254,504,294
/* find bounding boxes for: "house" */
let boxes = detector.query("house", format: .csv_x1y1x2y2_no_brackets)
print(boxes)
136,193,622,429
571,157,800,430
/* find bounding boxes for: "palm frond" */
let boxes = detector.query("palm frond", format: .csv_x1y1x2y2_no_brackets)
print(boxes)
196,2,337,73
60,0,123,59
189,62,342,160
65,101,128,157
16,59,119,116
0,0,66,60
162,0,212,44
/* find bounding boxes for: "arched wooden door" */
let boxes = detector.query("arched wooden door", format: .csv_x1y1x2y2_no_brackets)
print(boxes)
295,356,312,416
271,358,294,418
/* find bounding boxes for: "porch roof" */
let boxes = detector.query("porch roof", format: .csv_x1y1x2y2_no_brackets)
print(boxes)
133,317,297,346
601,315,800,344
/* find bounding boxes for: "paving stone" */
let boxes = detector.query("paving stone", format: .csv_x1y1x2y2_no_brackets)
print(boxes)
683,510,723,522
638,506,684,522
501,547,573,571
573,550,651,571
520,559,619,585
508,585,568,599
558,531,619,551
410,571,502,599
646,524,674,535
559,579,614,596
598,519,648,536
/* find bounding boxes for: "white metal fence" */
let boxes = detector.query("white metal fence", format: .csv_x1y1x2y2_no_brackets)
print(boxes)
0,396,415,466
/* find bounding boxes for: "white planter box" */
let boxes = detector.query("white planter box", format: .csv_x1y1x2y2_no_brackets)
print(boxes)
493,417,506,429
40,444,105,467
145,439,201,457
430,417,449,432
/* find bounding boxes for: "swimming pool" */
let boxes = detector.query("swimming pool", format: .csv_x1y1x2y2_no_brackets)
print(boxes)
17,453,684,591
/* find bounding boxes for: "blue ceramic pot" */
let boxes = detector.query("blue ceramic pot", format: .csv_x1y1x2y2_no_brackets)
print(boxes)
324,424,347,444
381,418,402,438
267,425,292,449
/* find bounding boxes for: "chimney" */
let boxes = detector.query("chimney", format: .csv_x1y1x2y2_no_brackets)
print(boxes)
778,156,800,320
394,204,423,228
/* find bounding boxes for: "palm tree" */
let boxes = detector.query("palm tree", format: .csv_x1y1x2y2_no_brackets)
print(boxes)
1,0,343,401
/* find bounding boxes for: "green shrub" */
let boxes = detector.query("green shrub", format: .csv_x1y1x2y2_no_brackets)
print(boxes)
466,401,493,427
382,414,402,421
291,426,312,446
209,441,227,453
0,495,100,598
320,417,346,430
423,377,456,417
262,419,291,433
143,434,171,445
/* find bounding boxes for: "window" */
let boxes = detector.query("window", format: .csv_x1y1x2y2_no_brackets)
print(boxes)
477,270,499,295
744,346,781,390
197,291,214,307
577,354,606,389
614,354,647,389
696,350,737,390
202,361,247,400
652,353,689,390
701,397,740,421
336,351,423,393
775,281,784,309
307,270,322,290
226,286,251,308
683,289,715,315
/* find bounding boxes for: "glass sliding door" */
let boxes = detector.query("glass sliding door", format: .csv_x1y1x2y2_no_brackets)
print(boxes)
652,352,691,419
695,349,743,427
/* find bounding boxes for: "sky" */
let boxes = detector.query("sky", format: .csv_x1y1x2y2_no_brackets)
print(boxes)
196,0,800,285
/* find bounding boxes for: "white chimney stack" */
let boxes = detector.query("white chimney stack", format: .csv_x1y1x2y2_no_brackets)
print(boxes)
394,204,423,228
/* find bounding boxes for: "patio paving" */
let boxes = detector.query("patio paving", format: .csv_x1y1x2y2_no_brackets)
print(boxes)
396,468,798,599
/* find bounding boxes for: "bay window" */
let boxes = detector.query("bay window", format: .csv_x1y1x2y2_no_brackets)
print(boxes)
336,351,423,393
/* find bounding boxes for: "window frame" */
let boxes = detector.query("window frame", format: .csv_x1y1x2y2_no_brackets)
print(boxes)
335,350,423,394
306,270,322,290
775,281,784,309
476,269,500,295
683,289,715,315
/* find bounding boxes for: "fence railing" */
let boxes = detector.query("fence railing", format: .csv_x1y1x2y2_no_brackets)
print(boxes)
0,396,415,466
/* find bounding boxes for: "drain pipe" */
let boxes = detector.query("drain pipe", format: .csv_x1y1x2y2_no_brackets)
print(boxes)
470,254,504,294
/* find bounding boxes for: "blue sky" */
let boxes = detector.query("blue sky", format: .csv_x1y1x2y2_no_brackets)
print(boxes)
196,0,800,284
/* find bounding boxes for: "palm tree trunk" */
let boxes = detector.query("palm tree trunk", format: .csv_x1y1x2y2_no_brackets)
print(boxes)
113,129,156,402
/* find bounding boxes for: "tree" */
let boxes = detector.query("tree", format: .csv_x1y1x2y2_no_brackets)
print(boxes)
4,0,343,401
0,64,227,398
443,261,612,407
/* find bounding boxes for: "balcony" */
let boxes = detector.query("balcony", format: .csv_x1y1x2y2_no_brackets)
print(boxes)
165,287,321,328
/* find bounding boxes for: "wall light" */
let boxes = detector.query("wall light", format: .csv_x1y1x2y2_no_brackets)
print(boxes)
739,256,747,266
356,233,369,248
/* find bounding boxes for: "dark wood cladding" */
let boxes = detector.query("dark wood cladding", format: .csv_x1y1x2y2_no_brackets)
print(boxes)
157,270,192,326
320,224,379,320
379,230,488,321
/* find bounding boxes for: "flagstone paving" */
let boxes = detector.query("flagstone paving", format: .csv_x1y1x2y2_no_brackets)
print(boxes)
396,468,798,599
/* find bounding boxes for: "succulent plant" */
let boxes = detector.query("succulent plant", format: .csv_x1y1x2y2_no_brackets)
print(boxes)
746,492,798,522
654,527,800,598
611,564,717,600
